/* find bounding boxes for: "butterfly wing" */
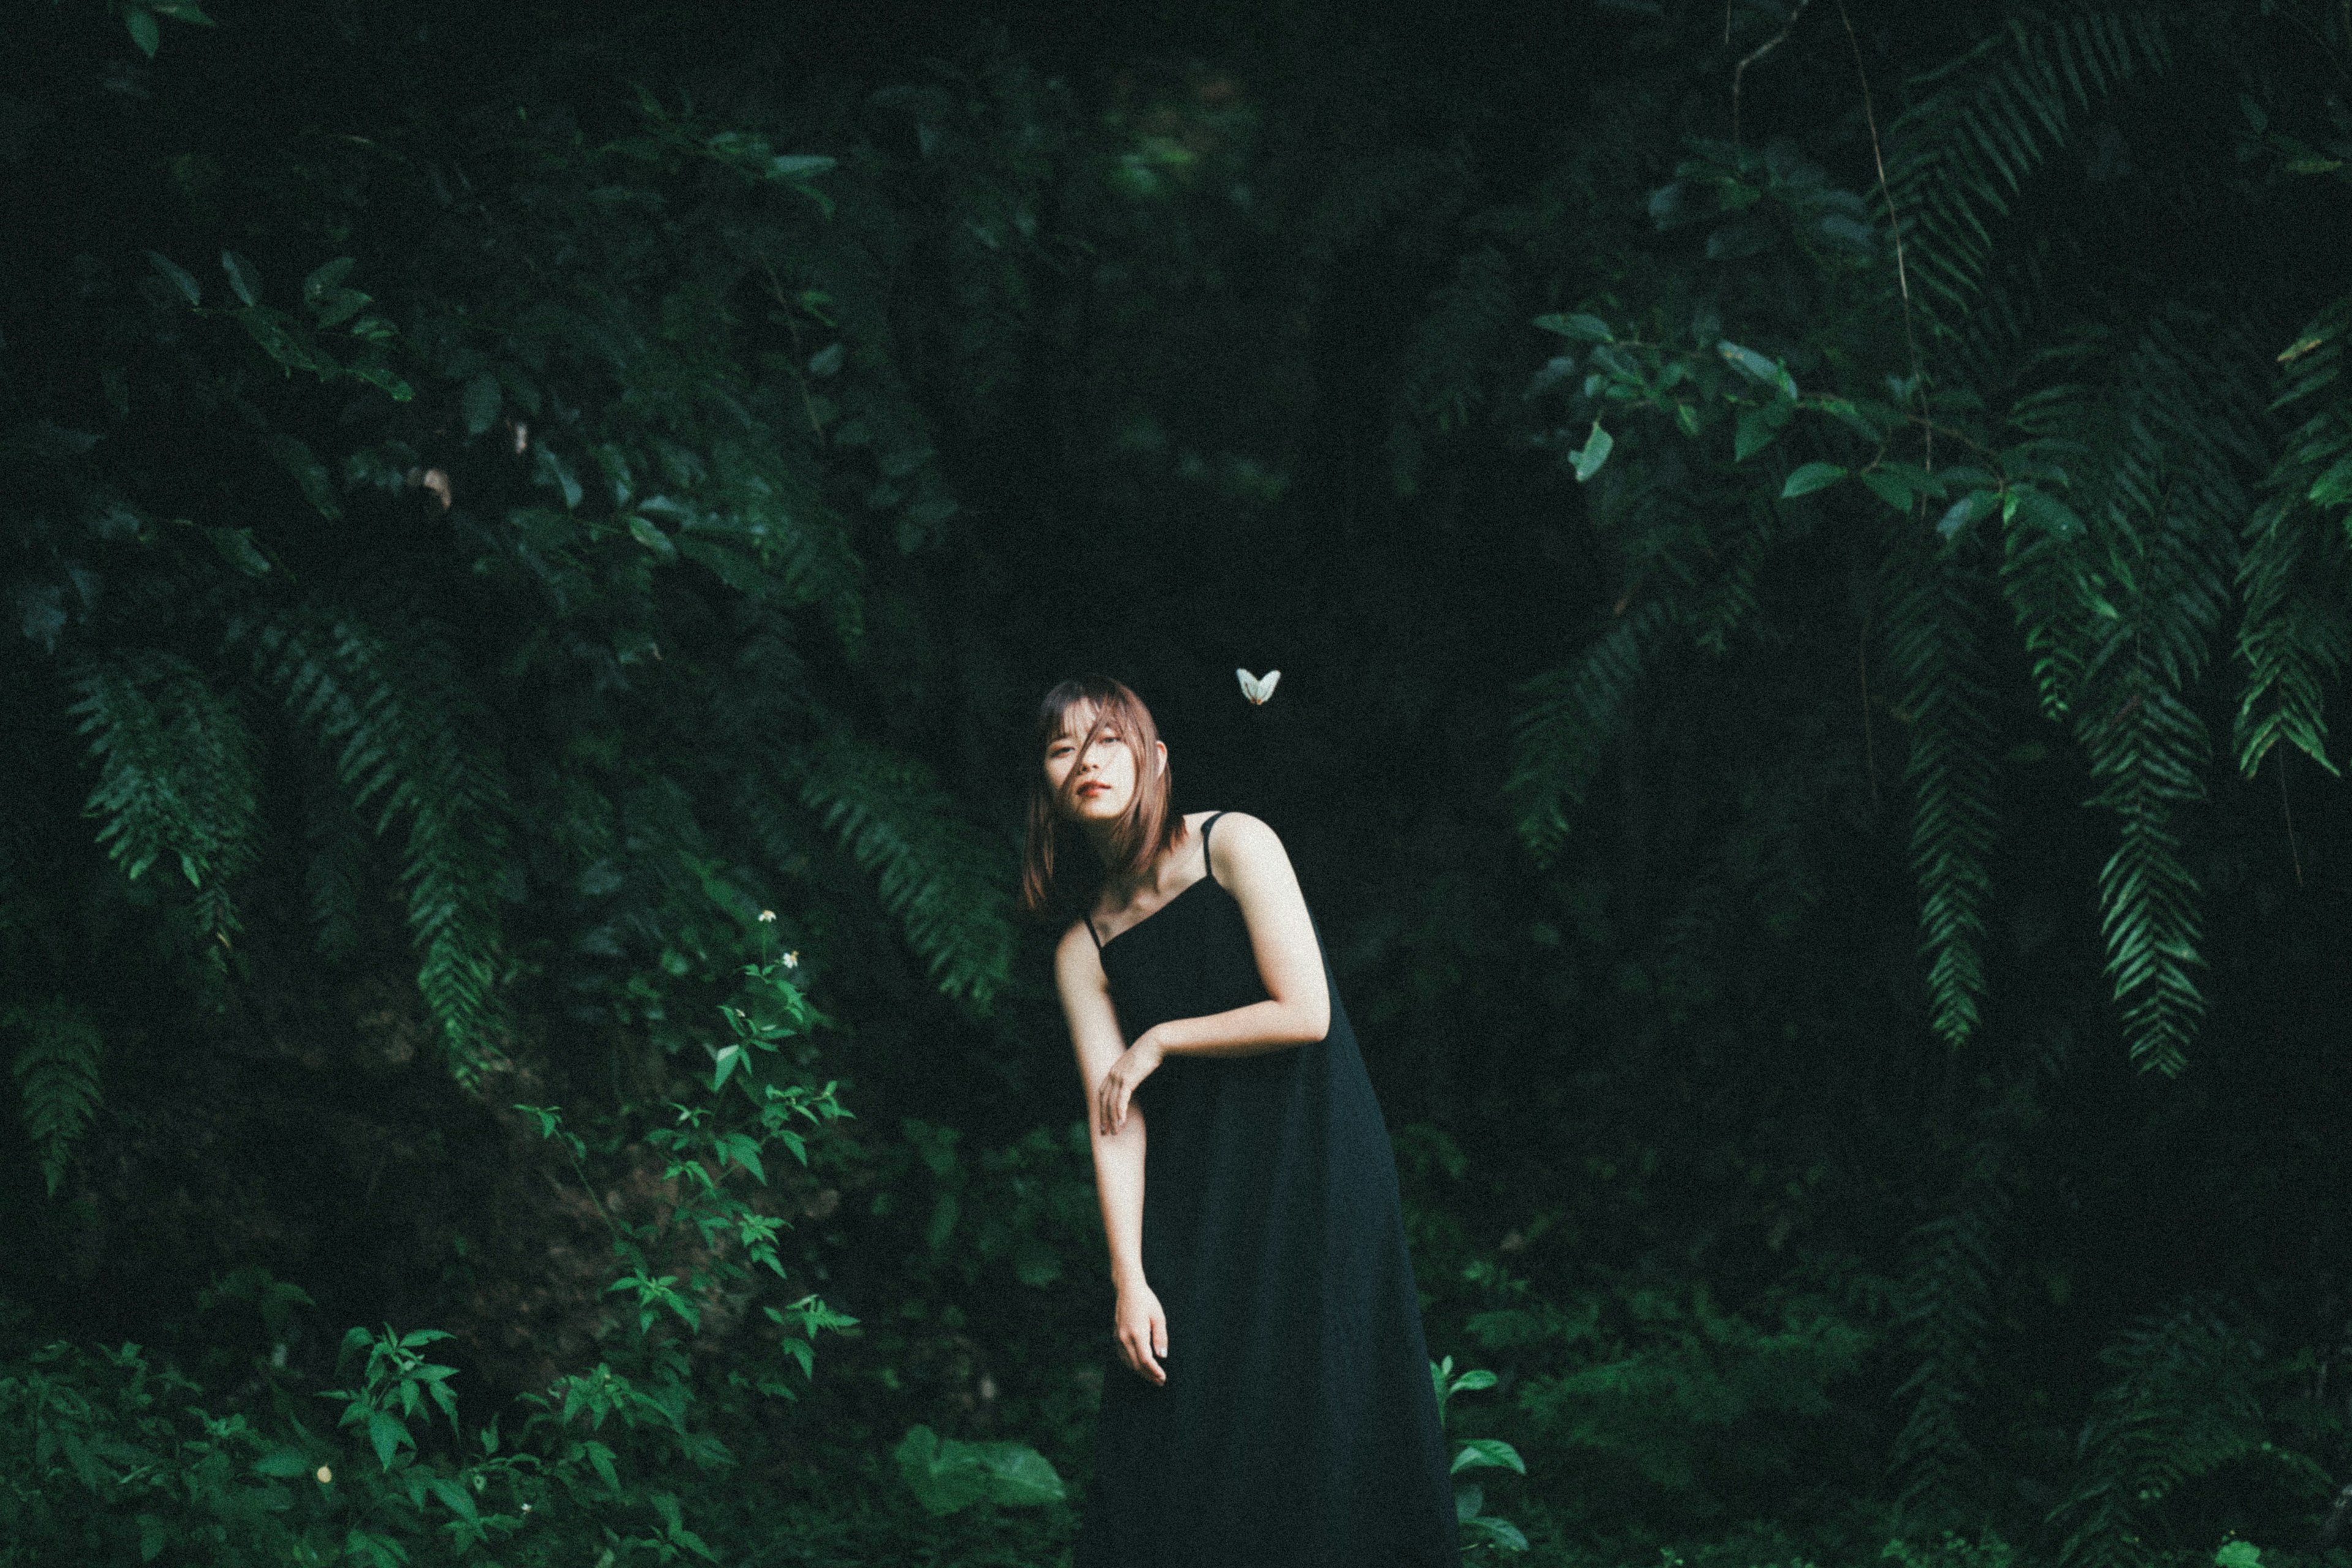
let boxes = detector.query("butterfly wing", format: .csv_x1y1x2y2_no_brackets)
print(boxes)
1235,668,1262,702
1258,670,1280,701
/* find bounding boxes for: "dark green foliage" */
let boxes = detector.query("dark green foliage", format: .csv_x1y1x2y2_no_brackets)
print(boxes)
4,1002,103,1197
1885,551,2000,1047
237,612,514,1072
2054,1306,2273,1568
2237,293,2352,776
70,652,260,959
1882,7,2172,328
796,728,1017,1006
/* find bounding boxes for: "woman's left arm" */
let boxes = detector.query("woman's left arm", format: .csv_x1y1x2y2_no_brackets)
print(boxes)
1095,813,1331,1136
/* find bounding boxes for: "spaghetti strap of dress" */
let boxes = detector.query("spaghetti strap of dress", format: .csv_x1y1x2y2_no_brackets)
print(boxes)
1199,811,1228,887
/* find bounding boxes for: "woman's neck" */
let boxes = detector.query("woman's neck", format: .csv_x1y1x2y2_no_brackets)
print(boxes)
1099,816,1195,906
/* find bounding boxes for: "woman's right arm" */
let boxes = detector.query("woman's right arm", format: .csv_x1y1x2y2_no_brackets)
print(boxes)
1055,922,1168,1385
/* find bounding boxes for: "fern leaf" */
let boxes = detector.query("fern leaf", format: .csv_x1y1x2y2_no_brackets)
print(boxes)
235,612,513,1076
1509,600,1673,864
1885,9,2171,333
2236,292,2352,776
1885,551,2000,1048
2054,1303,2267,1568
67,652,260,959
6,1001,104,1196
791,728,1016,1006
2000,315,2260,1071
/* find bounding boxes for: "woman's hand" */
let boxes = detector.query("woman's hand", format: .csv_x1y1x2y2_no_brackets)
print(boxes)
1096,1030,1163,1136
1114,1275,1169,1385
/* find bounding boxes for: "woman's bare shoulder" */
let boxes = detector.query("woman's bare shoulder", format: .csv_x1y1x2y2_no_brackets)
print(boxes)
1054,917,1106,986
1205,811,1288,876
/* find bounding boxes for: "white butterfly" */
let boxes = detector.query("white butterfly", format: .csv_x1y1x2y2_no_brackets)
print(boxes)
1235,668,1281,705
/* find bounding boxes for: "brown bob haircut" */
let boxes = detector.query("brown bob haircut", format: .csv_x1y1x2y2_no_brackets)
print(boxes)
1020,676,1182,920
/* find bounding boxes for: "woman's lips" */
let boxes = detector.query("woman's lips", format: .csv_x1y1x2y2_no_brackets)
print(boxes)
1079,783,1108,799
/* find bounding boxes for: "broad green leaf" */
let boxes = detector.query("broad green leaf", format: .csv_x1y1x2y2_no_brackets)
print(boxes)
1572,423,1613,483
264,434,341,519
461,374,502,436
251,1446,310,1478
894,1426,1064,1515
423,1476,478,1523
147,252,202,306
628,515,678,560
303,257,356,300
1937,489,1999,541
206,525,273,576
971,1440,1066,1506
895,1425,990,1516
2215,1544,2262,1568
584,1439,620,1492
1782,462,1847,498
1815,396,1883,441
2008,484,2086,539
137,1513,167,1562
535,448,582,510
807,342,845,377
1734,408,1779,461
1452,1438,1527,1475
1464,1515,1531,1551
769,154,838,181
1448,1368,1498,1393
1456,1482,1484,1522
1534,312,1615,344
1717,339,1781,387
365,1409,407,1468
1860,470,1915,513
221,251,262,309
126,7,160,57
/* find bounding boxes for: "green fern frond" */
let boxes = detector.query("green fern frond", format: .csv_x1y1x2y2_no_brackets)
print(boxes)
2001,316,2260,1071
67,652,260,959
235,612,514,1077
1885,552,2000,1049
2236,292,2352,777
2055,1303,2267,1568
1893,1033,2071,1513
1689,502,1777,658
792,728,1016,1007
304,777,375,963
1509,599,1673,864
1885,9,2171,331
1890,1199,1998,1513
6,1001,103,1196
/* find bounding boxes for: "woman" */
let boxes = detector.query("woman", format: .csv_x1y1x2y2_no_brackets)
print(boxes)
1026,675,1461,1568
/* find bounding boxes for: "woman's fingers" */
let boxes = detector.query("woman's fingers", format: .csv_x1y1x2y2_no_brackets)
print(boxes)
1096,1068,1131,1136
1151,1308,1168,1360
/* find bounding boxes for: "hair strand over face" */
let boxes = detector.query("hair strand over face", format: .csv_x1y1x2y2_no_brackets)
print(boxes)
1021,676,1178,921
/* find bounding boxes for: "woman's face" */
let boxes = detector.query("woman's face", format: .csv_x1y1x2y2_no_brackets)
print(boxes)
1044,704,1156,824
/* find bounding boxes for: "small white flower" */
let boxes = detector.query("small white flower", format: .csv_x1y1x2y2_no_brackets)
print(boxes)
783,950,800,969
315,1465,333,1485
758,910,777,923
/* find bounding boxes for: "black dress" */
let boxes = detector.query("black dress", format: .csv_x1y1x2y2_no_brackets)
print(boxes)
1071,813,1461,1568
